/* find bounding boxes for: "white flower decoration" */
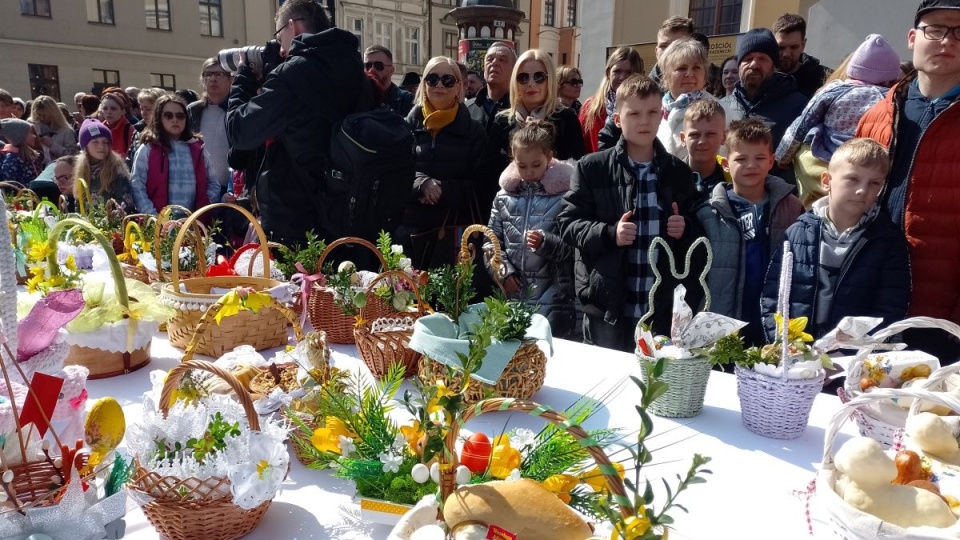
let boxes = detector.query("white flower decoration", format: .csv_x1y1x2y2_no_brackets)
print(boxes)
391,244,404,255
506,469,522,481
510,428,536,451
338,435,356,456
398,257,412,272
393,432,408,451
227,432,289,510
379,452,402,473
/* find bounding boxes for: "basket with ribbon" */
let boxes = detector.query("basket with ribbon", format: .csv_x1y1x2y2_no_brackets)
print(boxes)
141,205,209,284
353,270,430,379
159,203,293,357
305,237,396,344
116,213,154,284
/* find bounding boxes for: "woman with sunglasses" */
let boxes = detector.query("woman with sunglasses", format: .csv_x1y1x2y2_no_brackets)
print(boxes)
556,65,584,115
489,50,585,173
130,94,222,214
579,46,644,153
397,56,487,269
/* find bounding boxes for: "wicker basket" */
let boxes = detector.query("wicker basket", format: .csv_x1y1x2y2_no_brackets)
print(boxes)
838,317,960,448
117,214,153,284
633,236,714,418
146,205,208,283
43,217,156,378
160,203,290,357
180,294,302,363
736,241,824,439
437,397,634,524
129,360,276,540
306,237,400,344
817,387,960,539
416,225,550,403
354,270,429,379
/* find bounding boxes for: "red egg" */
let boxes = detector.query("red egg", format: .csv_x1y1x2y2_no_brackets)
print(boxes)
460,432,492,474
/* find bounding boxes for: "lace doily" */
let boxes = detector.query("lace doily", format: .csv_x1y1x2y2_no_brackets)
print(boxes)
370,317,416,334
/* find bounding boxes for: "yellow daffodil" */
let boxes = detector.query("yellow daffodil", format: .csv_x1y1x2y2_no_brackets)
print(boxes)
45,274,65,289
542,474,578,504
29,265,45,277
488,435,521,479
612,512,652,540
310,417,354,455
214,287,273,324
400,420,425,453
64,254,77,272
580,462,626,493
27,241,52,263
774,314,814,343
426,380,457,422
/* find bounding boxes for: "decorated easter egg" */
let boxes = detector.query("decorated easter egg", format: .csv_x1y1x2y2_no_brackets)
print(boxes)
84,397,125,467
460,433,492,473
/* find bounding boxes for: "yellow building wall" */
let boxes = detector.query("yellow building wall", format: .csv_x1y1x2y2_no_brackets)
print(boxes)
746,0,802,29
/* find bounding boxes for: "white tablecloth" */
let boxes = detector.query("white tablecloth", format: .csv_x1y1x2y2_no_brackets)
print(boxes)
87,334,857,540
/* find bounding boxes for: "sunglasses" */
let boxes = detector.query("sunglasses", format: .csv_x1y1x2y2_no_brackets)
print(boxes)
517,71,548,85
565,78,584,86
202,71,230,80
364,61,390,72
424,73,458,88
162,111,187,121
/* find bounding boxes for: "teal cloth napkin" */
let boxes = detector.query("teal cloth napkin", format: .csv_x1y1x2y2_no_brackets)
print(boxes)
408,304,552,384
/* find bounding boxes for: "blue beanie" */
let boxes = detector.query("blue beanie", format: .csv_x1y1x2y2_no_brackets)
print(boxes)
737,28,780,68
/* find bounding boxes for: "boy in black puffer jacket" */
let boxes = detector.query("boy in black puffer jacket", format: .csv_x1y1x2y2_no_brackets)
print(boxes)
559,75,704,352
760,138,910,342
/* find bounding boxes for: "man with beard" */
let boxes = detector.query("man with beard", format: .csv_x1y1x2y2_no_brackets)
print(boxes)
465,70,485,100
364,45,414,117
728,28,808,183
773,13,832,98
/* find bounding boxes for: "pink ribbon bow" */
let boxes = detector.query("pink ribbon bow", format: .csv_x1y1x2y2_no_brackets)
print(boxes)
291,262,324,327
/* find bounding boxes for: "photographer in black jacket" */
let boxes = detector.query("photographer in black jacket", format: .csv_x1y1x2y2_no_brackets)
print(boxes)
225,0,367,245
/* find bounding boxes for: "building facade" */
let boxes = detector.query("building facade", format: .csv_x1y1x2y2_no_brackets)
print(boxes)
337,0,428,82
1,0,274,102
528,0,580,68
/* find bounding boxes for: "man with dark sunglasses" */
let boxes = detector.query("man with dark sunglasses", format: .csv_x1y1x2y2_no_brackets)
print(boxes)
364,45,414,117
226,0,369,246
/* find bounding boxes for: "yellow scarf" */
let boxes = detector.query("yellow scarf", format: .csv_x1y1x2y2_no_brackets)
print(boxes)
423,101,459,137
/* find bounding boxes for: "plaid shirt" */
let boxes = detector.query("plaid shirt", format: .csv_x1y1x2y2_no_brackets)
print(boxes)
623,161,661,321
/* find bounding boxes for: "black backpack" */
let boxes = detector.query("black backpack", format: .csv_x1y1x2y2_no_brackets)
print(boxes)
325,89,415,243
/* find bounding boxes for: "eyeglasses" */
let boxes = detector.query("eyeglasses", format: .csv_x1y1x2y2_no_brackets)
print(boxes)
424,73,458,88
274,18,304,39
517,71,548,85
202,71,230,80
564,78,584,86
918,24,960,41
162,111,187,121
54,174,72,183
364,61,391,72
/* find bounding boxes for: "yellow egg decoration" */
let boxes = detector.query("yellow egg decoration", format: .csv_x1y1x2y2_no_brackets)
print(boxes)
84,397,126,468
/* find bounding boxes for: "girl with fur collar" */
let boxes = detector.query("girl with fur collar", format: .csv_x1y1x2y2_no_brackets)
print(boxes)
486,120,577,338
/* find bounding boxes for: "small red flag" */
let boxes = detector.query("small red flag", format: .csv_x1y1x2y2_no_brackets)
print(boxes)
19,372,64,438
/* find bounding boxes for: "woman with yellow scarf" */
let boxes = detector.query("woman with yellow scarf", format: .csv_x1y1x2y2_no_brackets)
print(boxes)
398,56,488,270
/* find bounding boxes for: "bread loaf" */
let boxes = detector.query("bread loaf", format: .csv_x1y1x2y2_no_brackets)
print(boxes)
443,479,592,540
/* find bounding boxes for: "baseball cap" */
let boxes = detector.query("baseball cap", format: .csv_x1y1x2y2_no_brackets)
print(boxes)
915,0,960,27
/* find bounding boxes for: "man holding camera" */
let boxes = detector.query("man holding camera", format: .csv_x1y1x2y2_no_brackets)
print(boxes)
225,0,368,246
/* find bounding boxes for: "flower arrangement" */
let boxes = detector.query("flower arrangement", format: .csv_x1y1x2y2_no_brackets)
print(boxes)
322,231,420,316
704,316,833,378
275,230,327,279
136,217,220,275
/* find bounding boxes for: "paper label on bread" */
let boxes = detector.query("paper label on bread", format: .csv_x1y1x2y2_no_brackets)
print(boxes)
486,525,517,540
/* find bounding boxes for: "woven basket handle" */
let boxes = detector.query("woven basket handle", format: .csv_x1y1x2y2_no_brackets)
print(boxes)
31,199,61,219
846,317,960,383
439,397,633,520
1,182,39,209
637,236,713,327
458,224,506,296
359,270,429,318
154,205,208,282
159,360,260,430
121,214,153,255
46,218,129,310
181,295,303,362
316,237,387,273
171,203,267,287
103,197,125,221
822,387,960,467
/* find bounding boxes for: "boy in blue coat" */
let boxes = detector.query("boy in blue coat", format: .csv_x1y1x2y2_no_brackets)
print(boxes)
696,118,803,345
761,138,911,341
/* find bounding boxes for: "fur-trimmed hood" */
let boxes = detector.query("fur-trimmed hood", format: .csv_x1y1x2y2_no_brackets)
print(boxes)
498,158,575,195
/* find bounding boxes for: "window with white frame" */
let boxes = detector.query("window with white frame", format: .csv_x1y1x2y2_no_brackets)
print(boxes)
375,21,392,50
350,18,363,51
566,0,577,27
405,26,420,66
443,30,458,59
543,0,555,27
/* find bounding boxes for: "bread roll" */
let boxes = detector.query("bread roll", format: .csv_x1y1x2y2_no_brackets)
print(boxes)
443,479,592,540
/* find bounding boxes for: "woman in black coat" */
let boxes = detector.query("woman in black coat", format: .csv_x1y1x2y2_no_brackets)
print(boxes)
398,56,487,270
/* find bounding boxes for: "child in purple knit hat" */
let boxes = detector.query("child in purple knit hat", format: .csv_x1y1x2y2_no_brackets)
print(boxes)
775,34,903,208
